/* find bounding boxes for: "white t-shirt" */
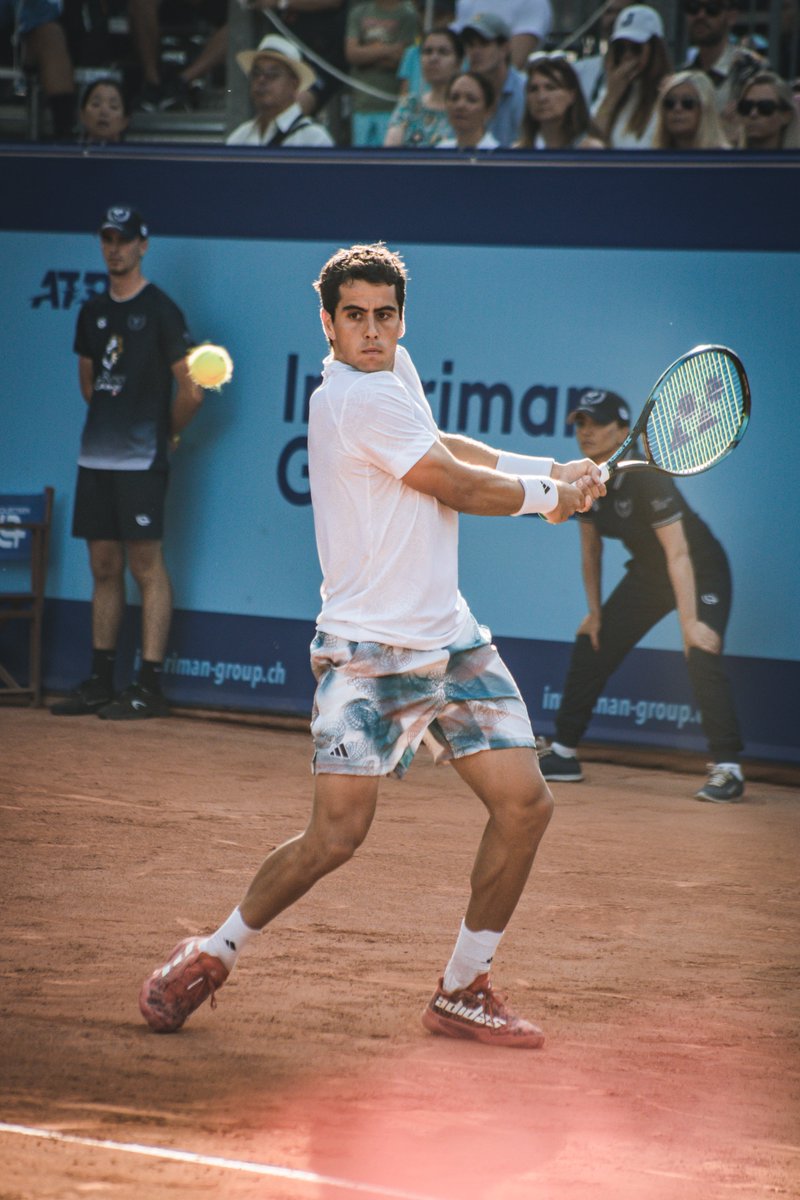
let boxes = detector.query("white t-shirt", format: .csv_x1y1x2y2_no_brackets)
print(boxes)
308,343,470,649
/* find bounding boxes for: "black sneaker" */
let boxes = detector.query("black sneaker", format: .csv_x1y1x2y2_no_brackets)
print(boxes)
695,766,745,803
97,683,169,721
537,748,583,782
51,677,114,716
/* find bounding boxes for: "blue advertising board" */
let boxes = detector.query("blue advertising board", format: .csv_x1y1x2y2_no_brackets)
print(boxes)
1,146,798,761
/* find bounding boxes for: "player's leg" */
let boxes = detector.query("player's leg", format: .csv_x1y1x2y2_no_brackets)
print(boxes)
687,549,745,802
456,747,552,933
541,567,673,780
239,773,379,927
422,747,552,1049
139,773,379,1032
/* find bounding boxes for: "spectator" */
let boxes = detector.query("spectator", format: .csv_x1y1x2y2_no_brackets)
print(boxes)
516,52,605,148
453,0,553,69
438,68,498,148
1,0,75,138
384,26,460,145
680,0,761,140
128,0,227,111
396,0,456,99
573,0,633,108
77,76,130,144
592,4,672,148
461,12,524,147
652,69,729,148
226,33,334,145
345,0,419,146
248,0,348,122
734,69,800,149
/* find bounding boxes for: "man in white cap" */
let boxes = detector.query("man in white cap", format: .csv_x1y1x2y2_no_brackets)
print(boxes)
226,34,334,146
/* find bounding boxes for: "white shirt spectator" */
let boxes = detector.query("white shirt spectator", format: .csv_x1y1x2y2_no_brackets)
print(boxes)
227,102,334,147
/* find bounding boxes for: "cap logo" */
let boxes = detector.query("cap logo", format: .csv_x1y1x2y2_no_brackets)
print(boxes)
108,206,131,224
620,10,635,25
581,390,607,407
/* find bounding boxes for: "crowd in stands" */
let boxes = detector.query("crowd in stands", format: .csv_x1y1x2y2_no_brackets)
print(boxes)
1,0,799,148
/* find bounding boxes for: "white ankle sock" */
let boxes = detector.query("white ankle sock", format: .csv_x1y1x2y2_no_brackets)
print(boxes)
715,762,744,780
200,907,258,971
552,741,577,758
442,920,503,993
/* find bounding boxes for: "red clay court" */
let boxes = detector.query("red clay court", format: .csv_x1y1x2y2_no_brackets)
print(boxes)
2,706,798,1200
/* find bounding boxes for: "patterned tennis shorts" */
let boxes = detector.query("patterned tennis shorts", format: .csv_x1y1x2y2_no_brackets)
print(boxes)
310,615,535,778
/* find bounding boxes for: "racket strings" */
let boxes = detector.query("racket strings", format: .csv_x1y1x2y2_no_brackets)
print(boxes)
645,350,745,475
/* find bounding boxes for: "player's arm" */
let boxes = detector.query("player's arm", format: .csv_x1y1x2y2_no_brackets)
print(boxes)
78,356,94,404
170,357,203,439
655,519,721,654
441,432,602,487
402,438,595,522
576,520,603,650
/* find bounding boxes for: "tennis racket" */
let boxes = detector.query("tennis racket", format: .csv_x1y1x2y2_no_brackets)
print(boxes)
598,344,750,483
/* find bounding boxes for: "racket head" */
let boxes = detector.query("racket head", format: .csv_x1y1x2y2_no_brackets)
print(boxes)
640,344,750,477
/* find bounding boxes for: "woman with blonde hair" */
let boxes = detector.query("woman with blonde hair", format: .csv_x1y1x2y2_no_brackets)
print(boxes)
592,4,672,149
653,71,729,150
517,53,605,150
735,70,800,150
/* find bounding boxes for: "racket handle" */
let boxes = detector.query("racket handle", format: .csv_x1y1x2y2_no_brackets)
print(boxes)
599,462,610,484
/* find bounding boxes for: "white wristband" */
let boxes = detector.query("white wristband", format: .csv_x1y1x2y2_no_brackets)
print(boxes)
513,475,558,516
497,450,554,477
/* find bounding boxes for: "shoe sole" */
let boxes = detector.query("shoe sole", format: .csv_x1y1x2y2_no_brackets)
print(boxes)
541,771,583,782
695,792,745,803
421,1006,544,1049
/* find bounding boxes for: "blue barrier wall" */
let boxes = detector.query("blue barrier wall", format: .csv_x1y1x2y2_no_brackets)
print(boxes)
2,146,798,761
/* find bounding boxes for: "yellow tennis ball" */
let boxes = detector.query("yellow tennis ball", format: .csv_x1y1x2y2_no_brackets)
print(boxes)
187,343,234,390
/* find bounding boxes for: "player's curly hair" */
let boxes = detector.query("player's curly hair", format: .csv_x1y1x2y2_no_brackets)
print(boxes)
314,243,408,321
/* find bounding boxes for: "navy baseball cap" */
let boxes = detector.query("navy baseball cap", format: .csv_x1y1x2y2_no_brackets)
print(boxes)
99,205,148,240
567,390,631,425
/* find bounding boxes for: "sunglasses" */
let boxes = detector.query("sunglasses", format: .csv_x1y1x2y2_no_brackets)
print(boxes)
737,98,781,117
684,1,728,15
663,95,698,110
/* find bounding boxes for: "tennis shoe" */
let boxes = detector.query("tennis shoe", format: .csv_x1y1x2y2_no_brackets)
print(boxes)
537,747,583,782
97,683,169,720
139,936,228,1032
695,766,745,803
422,974,544,1049
50,677,114,715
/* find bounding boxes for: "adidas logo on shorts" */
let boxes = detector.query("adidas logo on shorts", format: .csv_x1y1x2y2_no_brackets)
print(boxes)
329,742,350,759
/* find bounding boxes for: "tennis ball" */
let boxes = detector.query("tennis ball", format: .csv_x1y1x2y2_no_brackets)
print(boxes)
187,343,234,390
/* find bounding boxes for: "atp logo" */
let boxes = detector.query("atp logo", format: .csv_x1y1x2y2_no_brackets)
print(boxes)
31,270,108,310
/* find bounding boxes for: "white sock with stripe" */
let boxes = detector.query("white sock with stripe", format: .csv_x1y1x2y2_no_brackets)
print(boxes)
199,907,258,971
442,920,503,993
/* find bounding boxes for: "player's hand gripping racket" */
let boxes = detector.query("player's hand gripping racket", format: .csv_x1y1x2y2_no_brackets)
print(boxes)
598,344,750,483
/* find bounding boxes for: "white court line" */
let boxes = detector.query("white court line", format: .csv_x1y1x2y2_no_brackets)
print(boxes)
0,1122,443,1200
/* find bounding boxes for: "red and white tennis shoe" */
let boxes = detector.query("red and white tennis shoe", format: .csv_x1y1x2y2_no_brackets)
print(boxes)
139,937,228,1032
422,973,545,1049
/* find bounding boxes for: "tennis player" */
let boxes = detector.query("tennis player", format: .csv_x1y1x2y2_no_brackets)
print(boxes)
139,243,605,1047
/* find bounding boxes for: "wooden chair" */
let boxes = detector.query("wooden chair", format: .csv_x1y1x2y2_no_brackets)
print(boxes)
0,487,54,706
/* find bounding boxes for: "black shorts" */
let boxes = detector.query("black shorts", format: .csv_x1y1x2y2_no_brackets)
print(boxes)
71,467,169,541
